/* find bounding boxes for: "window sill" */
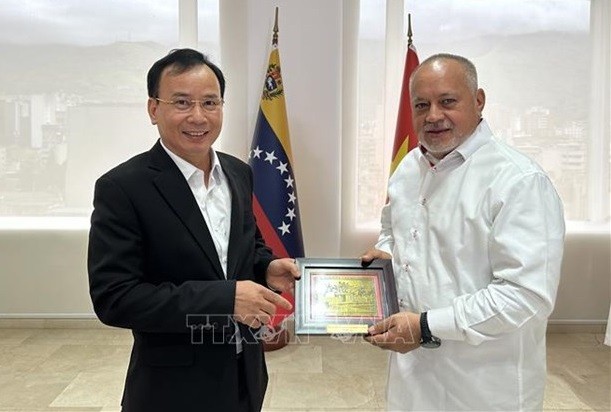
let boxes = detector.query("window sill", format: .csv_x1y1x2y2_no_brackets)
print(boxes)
0,217,90,231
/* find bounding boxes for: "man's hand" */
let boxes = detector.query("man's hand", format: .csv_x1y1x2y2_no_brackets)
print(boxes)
360,248,392,267
234,281,292,328
364,312,421,354
265,258,301,294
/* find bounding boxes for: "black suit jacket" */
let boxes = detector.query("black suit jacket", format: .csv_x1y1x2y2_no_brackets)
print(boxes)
88,141,274,412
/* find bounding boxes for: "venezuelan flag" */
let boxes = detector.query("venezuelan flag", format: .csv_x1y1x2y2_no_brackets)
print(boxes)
248,25,304,324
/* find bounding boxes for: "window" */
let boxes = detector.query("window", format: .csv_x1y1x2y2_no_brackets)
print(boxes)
0,0,220,220
198,0,220,61
354,0,609,227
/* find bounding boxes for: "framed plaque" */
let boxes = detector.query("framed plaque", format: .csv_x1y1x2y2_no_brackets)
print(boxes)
294,258,399,335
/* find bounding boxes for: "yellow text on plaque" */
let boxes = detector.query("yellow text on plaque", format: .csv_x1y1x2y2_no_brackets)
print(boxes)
326,324,369,334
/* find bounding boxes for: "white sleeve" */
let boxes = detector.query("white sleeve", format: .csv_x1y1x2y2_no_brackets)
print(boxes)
429,172,565,344
374,202,394,256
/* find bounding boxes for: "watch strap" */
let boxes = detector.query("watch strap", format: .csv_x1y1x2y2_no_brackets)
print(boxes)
419,311,441,348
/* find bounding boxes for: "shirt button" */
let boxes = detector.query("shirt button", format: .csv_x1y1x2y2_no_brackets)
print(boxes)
419,197,426,206
410,228,419,240
402,263,411,272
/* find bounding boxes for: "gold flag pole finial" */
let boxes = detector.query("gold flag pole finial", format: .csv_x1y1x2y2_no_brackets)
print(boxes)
272,7,279,47
407,13,413,47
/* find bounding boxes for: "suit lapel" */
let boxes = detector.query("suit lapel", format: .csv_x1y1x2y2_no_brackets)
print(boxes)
148,141,225,280
219,155,244,280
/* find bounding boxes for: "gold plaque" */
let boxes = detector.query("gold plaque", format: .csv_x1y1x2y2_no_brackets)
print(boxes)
294,258,399,335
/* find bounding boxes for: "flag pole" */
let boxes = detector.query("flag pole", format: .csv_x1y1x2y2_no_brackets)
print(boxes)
407,13,413,46
273,7,279,47
249,6,305,351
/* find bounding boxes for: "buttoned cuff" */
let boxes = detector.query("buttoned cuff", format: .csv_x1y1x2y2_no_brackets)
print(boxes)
373,241,393,257
427,306,464,342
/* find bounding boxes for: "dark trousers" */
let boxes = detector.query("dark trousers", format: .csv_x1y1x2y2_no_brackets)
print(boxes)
237,353,252,412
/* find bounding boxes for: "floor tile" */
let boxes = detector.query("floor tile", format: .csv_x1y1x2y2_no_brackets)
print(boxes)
265,341,323,374
32,344,131,374
0,343,61,373
0,372,78,410
22,328,132,346
265,371,384,410
547,347,607,377
0,329,607,411
558,372,610,411
547,332,602,348
50,371,125,408
544,372,594,411
0,319,46,329
320,336,389,375
0,328,37,344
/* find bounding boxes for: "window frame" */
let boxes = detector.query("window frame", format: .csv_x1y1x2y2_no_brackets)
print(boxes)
342,0,609,253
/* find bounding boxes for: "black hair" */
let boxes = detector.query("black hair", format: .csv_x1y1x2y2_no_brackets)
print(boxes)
146,48,225,98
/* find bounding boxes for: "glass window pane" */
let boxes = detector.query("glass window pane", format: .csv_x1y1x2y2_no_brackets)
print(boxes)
356,0,596,224
356,0,387,227
0,0,179,217
198,0,220,63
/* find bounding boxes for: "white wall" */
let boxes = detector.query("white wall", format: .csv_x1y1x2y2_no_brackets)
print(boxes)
1,229,608,322
219,0,343,258
0,0,609,323
0,229,92,316
552,228,610,322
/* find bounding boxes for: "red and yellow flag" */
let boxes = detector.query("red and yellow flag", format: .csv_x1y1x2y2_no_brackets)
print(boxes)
390,40,419,176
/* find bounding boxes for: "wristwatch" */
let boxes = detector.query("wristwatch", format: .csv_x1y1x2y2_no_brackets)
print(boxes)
419,312,441,348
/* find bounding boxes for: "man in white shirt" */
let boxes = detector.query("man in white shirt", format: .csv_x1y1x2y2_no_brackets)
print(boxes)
362,53,565,411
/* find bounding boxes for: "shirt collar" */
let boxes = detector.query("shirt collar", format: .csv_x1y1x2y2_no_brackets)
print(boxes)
454,119,492,160
159,139,223,184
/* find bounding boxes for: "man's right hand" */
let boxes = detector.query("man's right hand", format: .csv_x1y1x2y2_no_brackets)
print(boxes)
360,248,392,267
233,280,292,328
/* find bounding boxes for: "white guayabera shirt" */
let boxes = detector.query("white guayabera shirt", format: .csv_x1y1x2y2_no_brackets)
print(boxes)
376,120,565,411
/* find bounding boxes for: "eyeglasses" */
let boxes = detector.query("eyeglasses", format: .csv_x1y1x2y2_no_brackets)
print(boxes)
154,97,224,113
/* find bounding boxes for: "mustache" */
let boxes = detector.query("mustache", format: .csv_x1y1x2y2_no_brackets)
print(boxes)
423,122,451,132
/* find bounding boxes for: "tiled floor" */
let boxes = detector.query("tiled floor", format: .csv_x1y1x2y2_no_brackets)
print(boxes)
0,323,608,411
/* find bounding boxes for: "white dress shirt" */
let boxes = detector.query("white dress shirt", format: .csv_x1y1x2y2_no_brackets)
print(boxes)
160,142,246,353
160,141,231,277
376,120,565,411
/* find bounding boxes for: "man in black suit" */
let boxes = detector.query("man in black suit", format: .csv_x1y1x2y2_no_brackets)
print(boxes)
88,48,300,412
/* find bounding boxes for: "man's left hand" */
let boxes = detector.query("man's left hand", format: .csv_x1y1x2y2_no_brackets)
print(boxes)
265,258,300,294
364,312,421,354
